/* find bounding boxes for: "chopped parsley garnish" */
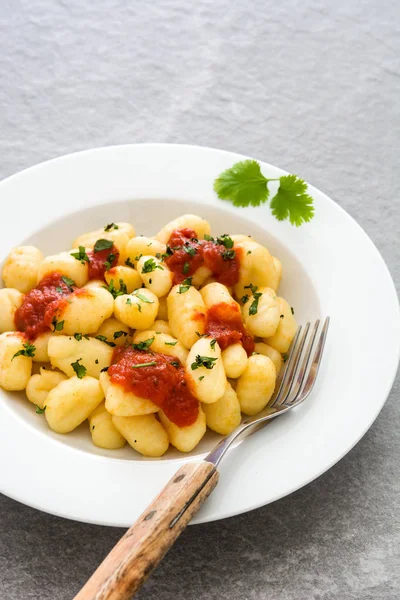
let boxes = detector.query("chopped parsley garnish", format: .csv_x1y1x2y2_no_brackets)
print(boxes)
191,355,218,370
198,376,205,381
100,366,109,373
71,358,87,379
210,338,217,350
183,244,197,257
183,261,190,274
52,318,64,332
104,223,119,232
247,250,252,255
94,239,114,253
282,353,289,363
95,359,99,364
104,253,116,271
203,234,214,242
132,290,154,303
216,234,234,249
178,277,193,294
222,249,236,261
134,254,143,262
12,342,36,360
132,337,155,351
170,360,180,368
61,275,76,291
195,331,207,338
95,335,116,347
71,246,90,264
141,258,163,274
241,295,249,304
114,330,128,339
214,160,315,227
244,284,262,316
165,341,178,346
34,404,46,414
125,257,135,268
74,333,83,341
131,361,157,369
291,307,295,315
103,279,128,298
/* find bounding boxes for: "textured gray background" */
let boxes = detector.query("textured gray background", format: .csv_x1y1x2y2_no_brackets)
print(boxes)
1,1,399,599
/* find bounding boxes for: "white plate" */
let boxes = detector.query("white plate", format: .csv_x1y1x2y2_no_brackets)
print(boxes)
0,144,399,527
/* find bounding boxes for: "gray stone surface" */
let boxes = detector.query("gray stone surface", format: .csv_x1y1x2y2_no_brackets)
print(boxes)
0,0,399,598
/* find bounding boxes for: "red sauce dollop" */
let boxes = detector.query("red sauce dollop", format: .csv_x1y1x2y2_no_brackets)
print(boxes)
88,244,119,280
108,347,199,427
14,272,74,339
165,228,241,286
206,302,254,356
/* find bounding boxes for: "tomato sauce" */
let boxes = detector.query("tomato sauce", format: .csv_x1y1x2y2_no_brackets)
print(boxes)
206,302,254,356
165,228,241,286
108,347,199,427
14,272,74,339
88,244,119,280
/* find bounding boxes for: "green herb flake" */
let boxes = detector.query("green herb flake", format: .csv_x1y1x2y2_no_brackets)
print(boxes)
291,307,295,315
71,358,87,379
12,342,36,360
113,331,128,340
61,275,76,291
74,333,83,341
133,290,154,304
141,258,163,274
183,261,190,274
210,338,217,350
244,283,262,316
165,341,178,346
203,234,214,242
132,337,155,351
183,244,197,257
125,257,135,268
170,360,180,368
104,223,119,232
104,253,116,271
198,376,205,381
34,404,46,414
94,239,114,253
222,248,236,261
191,355,218,370
216,234,234,249
52,318,64,332
95,335,116,347
131,361,157,369
178,277,193,294
95,359,99,364
71,246,90,264
241,295,249,304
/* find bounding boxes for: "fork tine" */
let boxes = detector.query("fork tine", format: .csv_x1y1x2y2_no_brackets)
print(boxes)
272,322,311,407
294,316,330,405
269,325,302,408
286,319,320,405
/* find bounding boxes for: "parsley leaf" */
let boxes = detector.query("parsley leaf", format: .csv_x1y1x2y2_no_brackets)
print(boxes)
104,253,116,271
95,335,116,347
113,330,128,339
61,275,76,291
178,277,193,294
71,358,87,379
74,333,83,341
198,376,205,381
203,234,214,242
183,261,190,274
270,175,314,226
104,223,119,231
244,284,262,316
191,355,218,370
132,337,155,351
125,257,135,268
71,246,90,264
34,404,46,414
210,339,217,350
214,160,315,226
165,341,178,346
216,234,234,249
141,258,163,274
12,342,36,360
222,249,236,261
131,361,157,369
103,279,127,299
183,244,197,257
132,290,154,303
241,295,249,304
94,239,114,253
170,360,180,368
52,318,64,332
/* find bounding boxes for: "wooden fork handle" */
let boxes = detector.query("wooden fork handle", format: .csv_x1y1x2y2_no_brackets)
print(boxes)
74,461,219,600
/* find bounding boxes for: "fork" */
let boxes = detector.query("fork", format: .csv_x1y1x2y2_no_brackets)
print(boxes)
74,317,330,600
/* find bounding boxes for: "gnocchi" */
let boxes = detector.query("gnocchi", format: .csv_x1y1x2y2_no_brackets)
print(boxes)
0,215,297,457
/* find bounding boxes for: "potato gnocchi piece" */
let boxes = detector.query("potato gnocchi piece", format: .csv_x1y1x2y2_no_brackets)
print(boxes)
2,246,44,293
88,402,126,449
114,289,159,330
236,354,276,415
137,255,173,298
191,265,213,287
26,367,67,409
155,214,211,244
0,288,24,333
203,381,242,435
37,251,89,288
159,406,206,453
270,257,282,291
149,319,172,336
100,372,158,417
157,296,168,321
242,287,280,338
133,330,188,364
104,266,142,294
32,332,54,363
167,285,206,349
265,298,297,353
254,342,283,374
123,236,166,267
186,337,226,404
0,332,33,391
221,343,248,378
51,287,114,335
45,375,104,433
200,281,237,309
48,335,113,378
95,317,131,347
112,414,169,457
233,239,277,299
72,223,134,255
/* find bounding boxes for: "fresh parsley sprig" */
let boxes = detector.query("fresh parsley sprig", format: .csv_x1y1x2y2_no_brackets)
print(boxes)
12,342,36,360
214,160,314,227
